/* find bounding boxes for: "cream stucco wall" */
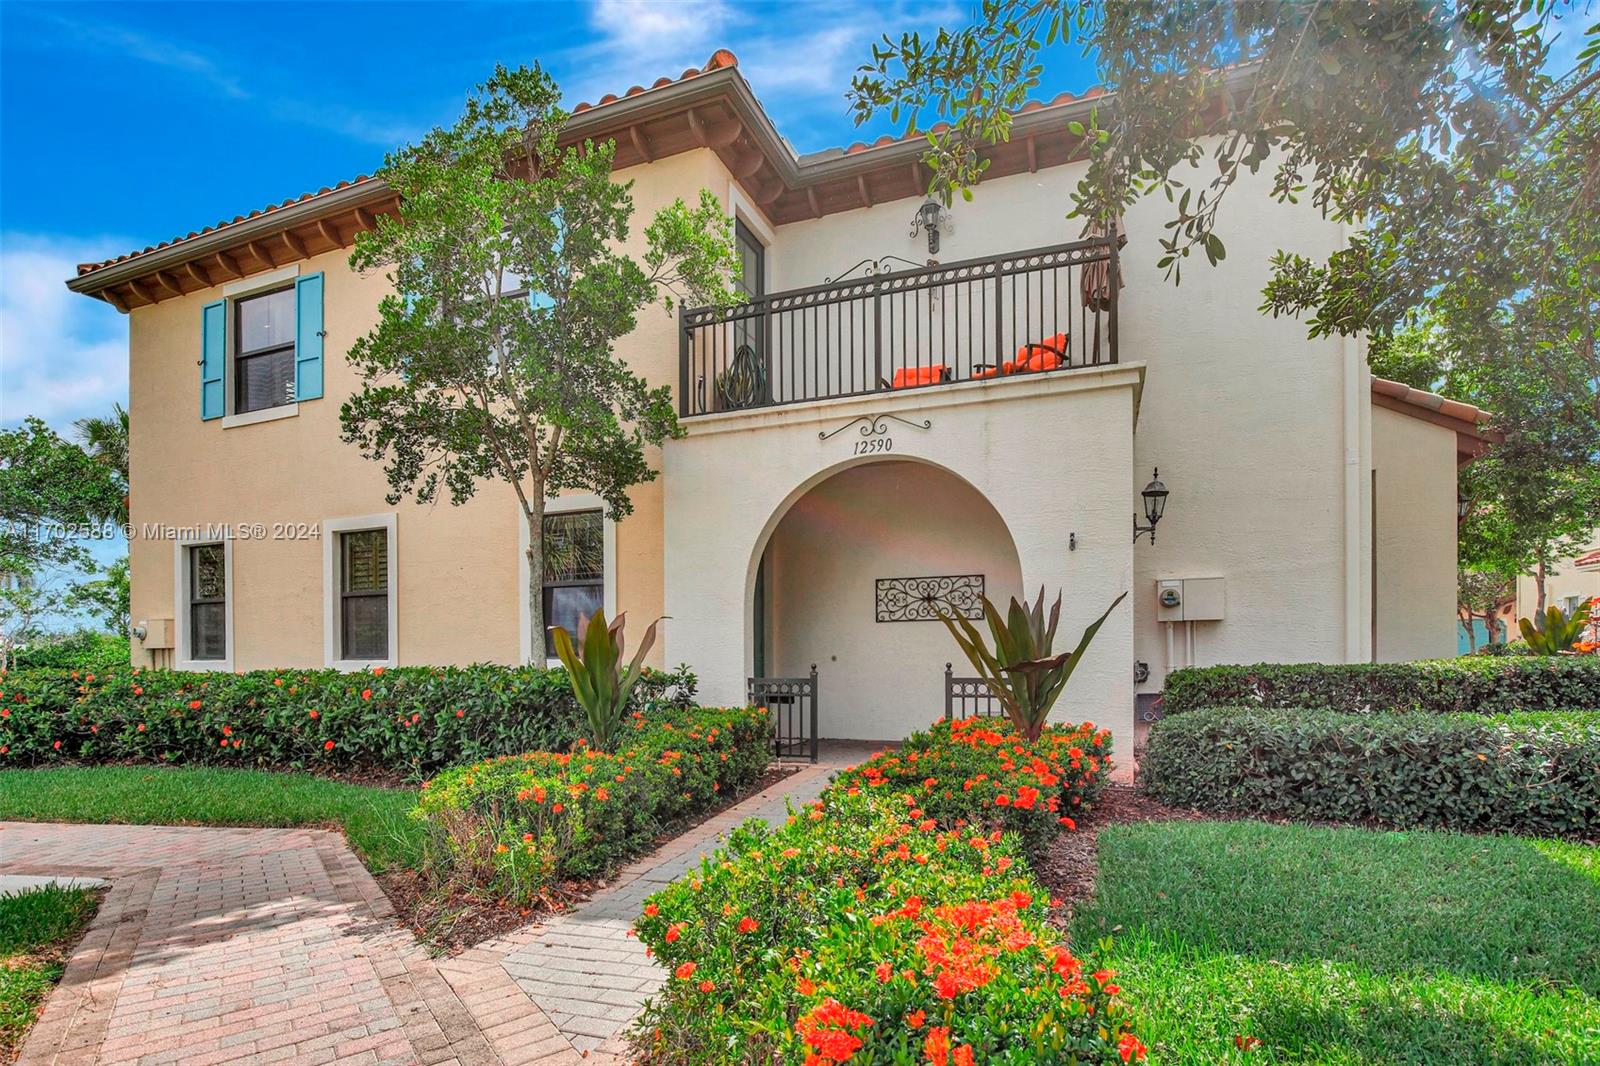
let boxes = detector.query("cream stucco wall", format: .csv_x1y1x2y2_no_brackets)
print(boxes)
759,149,1369,686
121,115,1460,744
663,364,1140,758
1371,405,1459,661
1517,534,1600,620
764,460,1024,741
126,149,742,671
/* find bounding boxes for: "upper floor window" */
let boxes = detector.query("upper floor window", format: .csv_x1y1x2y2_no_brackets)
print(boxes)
235,286,296,413
735,219,765,300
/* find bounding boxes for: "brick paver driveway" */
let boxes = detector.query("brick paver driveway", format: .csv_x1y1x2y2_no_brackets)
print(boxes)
2,759,843,1066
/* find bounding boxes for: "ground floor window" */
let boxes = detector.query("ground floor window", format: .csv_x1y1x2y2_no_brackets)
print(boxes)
339,528,390,660
543,509,604,656
188,543,227,661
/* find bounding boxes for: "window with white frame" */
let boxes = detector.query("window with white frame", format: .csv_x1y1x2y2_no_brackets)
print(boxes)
339,529,390,660
234,286,297,413
323,514,397,668
542,510,604,657
187,543,227,661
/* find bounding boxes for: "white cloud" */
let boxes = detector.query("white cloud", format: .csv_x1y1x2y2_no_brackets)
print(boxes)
0,235,130,432
564,0,961,150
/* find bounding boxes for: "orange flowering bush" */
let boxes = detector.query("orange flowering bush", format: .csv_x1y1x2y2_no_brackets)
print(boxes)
834,717,1113,855
632,784,1142,1064
415,705,772,902
0,663,694,776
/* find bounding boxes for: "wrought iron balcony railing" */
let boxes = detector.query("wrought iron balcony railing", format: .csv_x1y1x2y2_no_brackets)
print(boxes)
678,236,1119,417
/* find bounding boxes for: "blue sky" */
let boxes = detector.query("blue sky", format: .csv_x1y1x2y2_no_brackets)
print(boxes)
0,0,1099,434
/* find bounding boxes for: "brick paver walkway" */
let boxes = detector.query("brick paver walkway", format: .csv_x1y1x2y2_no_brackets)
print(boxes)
501,763,836,1057
2,759,845,1066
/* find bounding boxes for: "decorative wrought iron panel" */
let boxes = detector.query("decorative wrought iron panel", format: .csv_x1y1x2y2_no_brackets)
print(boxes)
876,575,985,623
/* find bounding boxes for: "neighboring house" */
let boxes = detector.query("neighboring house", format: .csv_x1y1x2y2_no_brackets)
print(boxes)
65,52,1496,758
1516,536,1600,625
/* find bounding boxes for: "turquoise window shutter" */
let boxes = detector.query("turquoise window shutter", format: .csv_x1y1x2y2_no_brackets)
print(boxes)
200,300,225,420
295,272,325,401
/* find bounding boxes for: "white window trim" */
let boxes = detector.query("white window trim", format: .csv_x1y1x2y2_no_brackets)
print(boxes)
222,263,302,425
519,495,617,666
173,530,234,672
726,185,776,291
323,513,399,671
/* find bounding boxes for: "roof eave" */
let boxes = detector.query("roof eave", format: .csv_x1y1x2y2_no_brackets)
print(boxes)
66,180,395,298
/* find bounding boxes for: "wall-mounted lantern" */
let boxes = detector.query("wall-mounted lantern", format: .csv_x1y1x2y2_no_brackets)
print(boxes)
1458,491,1471,523
1133,468,1169,544
910,199,949,255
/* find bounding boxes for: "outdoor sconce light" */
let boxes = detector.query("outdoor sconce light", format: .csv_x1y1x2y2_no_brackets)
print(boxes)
1458,491,1471,523
1134,468,1169,544
910,199,949,255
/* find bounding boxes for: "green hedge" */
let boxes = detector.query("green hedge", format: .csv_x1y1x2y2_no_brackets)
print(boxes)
414,705,772,902
1162,657,1600,715
1139,708,1600,838
11,632,130,672
0,663,694,778
633,718,1142,1065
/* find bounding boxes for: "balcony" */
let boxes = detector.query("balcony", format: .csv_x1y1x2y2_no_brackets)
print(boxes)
678,237,1119,417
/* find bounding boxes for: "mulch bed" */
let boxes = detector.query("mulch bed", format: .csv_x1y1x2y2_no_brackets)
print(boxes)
1035,785,1213,928
383,762,799,956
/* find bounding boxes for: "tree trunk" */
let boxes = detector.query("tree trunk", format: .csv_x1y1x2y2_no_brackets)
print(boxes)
1464,613,1478,652
1535,558,1548,616
526,494,546,664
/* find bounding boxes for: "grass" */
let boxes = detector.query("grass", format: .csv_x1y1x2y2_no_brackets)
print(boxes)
0,765,425,872
0,883,99,1061
1072,820,1600,1064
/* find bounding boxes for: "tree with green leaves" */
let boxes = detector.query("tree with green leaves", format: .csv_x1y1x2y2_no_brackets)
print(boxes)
67,555,130,636
75,402,130,526
855,2,1599,620
343,65,739,650
0,417,126,665
1457,567,1514,651
851,2,1597,348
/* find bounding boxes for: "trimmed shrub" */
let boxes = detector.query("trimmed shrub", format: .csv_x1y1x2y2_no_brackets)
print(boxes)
1139,707,1600,838
414,706,772,902
632,719,1142,1065
1162,657,1600,716
12,632,129,672
0,663,695,778
834,716,1114,856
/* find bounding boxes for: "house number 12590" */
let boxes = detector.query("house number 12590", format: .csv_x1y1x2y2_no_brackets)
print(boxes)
853,437,893,455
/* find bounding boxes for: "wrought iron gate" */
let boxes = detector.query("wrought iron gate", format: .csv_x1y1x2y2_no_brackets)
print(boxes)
944,663,1005,721
749,666,818,762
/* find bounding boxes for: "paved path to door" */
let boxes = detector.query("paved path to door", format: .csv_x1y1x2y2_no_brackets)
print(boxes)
2,759,844,1066
498,762,836,1056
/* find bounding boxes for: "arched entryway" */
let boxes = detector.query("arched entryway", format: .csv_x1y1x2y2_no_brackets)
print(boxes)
749,458,1023,742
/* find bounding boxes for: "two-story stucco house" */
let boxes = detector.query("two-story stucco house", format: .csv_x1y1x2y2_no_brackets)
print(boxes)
66,51,1495,761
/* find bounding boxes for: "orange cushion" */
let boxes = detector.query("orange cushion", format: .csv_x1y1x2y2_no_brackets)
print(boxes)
1015,333,1068,372
892,365,946,388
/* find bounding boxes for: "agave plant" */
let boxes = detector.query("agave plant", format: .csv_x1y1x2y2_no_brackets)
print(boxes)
1518,598,1595,655
939,587,1127,741
549,609,663,751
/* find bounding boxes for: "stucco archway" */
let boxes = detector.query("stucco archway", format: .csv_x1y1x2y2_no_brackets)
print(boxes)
747,457,1023,741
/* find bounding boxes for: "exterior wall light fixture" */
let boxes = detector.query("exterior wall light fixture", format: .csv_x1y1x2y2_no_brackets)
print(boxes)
1134,468,1169,544
910,199,949,255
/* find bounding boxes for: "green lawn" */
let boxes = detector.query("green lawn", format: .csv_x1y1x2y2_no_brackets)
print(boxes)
1073,820,1600,1064
0,883,98,1060
0,766,425,872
